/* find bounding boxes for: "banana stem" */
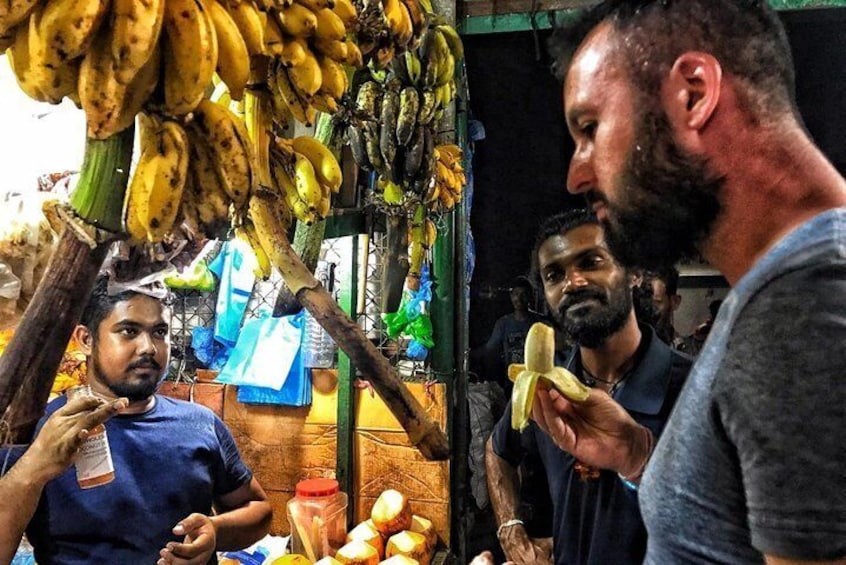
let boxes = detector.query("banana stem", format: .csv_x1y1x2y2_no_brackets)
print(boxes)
0,127,135,441
68,126,136,232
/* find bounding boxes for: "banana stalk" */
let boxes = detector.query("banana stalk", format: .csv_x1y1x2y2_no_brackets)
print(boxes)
247,104,449,460
0,127,135,441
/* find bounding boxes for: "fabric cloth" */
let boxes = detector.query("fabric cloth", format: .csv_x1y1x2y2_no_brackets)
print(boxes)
491,325,692,565
26,395,252,565
641,209,846,563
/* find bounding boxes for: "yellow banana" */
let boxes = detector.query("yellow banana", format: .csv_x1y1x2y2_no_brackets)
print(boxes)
79,25,161,139
269,63,315,126
316,54,346,99
123,114,161,243
436,23,464,60
190,98,254,210
312,36,347,62
291,135,342,193
287,43,322,96
185,126,233,235
292,151,323,209
395,1,414,47
262,9,285,56
509,323,591,431
207,0,249,100
226,0,265,56
294,0,334,12
30,0,108,67
6,18,77,104
343,39,362,67
162,0,219,116
315,191,331,219
280,36,307,67
110,0,165,85
236,222,273,278
313,7,345,42
311,92,338,114
331,0,357,28
277,3,317,38
141,121,191,241
424,218,437,247
382,0,404,36
0,0,41,36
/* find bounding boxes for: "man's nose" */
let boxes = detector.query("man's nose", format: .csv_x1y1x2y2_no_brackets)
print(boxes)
567,149,594,195
564,270,588,292
137,333,157,355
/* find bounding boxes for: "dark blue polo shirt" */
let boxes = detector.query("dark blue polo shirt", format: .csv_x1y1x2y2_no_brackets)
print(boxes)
491,325,692,565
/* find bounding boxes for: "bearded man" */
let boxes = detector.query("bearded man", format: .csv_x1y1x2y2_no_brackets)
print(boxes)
486,210,692,565
532,1,846,563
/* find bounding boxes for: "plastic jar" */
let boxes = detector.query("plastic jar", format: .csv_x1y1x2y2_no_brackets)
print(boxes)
66,385,115,489
287,478,348,560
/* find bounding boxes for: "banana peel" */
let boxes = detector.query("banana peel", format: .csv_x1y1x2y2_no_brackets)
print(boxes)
508,323,590,431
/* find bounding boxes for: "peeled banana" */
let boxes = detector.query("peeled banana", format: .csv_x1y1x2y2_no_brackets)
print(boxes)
509,323,591,431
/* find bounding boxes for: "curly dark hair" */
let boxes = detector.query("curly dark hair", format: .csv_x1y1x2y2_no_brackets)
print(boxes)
549,0,798,120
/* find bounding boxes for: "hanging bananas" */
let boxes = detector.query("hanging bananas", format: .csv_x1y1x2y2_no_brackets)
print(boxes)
509,323,591,432
270,135,340,225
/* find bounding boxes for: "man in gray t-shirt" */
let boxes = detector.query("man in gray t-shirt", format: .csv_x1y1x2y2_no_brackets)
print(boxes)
527,1,846,563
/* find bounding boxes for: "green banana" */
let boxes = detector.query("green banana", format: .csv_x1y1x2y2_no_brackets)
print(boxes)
435,24,463,60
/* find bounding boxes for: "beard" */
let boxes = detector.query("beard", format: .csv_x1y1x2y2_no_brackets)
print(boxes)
588,106,724,271
92,354,165,401
552,283,633,349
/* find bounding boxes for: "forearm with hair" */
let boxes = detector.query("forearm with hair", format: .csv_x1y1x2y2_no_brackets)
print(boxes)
485,437,522,529
211,499,273,551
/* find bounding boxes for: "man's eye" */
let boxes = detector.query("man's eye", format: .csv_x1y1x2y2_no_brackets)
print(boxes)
544,271,562,283
154,329,169,339
119,328,138,337
580,122,597,138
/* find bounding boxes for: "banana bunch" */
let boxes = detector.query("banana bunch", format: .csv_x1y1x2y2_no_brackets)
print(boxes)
263,0,362,126
269,135,341,224
424,144,465,212
355,0,428,69
508,323,591,431
123,114,190,244
1,0,271,139
123,98,255,245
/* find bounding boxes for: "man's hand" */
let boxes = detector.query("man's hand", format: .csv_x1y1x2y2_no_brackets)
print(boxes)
22,396,127,482
158,513,217,565
531,387,650,477
469,550,514,565
499,525,552,565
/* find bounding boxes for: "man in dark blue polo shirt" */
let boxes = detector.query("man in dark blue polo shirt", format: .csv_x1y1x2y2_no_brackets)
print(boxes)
486,210,692,565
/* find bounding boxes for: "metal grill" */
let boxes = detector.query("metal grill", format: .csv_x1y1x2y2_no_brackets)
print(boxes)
168,231,433,382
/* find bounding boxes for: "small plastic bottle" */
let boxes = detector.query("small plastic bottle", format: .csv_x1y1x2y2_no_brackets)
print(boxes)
66,385,115,489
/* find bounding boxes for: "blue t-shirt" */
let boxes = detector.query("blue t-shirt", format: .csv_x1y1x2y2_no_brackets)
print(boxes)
641,208,846,563
492,326,692,565
26,395,252,565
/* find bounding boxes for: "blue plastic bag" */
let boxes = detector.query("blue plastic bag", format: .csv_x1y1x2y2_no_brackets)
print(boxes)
209,240,256,348
216,312,304,391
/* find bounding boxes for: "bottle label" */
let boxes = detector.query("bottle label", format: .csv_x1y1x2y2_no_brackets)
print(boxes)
75,430,114,483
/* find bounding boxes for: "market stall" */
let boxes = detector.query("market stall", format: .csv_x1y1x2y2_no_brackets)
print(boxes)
0,0,469,561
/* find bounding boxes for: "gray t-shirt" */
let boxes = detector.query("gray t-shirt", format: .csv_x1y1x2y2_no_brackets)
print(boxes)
641,209,846,563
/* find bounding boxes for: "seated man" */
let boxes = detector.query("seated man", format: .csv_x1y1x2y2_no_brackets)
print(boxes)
17,276,272,564
486,210,692,565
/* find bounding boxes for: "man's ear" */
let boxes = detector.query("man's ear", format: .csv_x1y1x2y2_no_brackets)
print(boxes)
72,325,94,356
662,52,722,132
671,294,682,312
